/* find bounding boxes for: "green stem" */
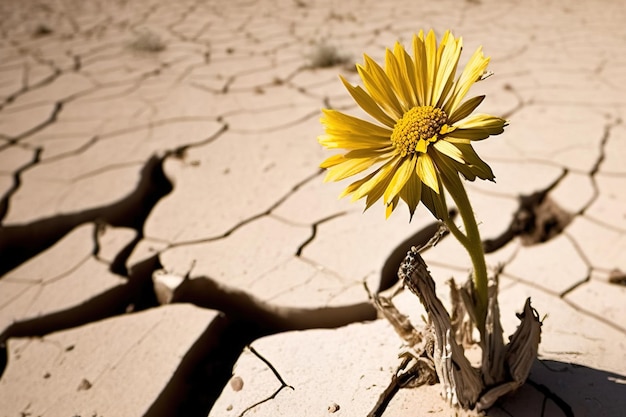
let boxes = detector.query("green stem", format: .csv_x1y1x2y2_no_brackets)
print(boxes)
443,177,488,334
444,216,470,250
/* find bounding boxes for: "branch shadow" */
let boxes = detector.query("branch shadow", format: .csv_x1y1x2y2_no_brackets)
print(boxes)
492,359,626,417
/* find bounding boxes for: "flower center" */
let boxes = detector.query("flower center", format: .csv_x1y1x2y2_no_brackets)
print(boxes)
390,106,448,156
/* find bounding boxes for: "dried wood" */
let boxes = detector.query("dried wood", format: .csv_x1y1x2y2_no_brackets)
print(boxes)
385,245,543,411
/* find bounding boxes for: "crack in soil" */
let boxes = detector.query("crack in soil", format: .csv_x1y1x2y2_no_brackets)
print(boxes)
0,253,162,361
0,159,367,417
295,211,347,256
0,54,62,112
483,170,572,253
579,116,622,215
0,153,172,277
0,146,42,223
0,101,64,150
166,168,323,249
233,346,294,417
146,271,377,416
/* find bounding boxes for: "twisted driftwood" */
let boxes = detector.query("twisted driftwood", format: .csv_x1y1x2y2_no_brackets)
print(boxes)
375,245,542,411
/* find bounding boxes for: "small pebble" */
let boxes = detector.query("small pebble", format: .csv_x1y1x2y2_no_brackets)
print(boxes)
77,378,92,391
230,375,244,392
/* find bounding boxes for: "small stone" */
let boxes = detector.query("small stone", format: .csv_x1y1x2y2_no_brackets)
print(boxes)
152,270,185,305
609,269,626,286
230,376,244,392
77,378,92,391
328,402,340,413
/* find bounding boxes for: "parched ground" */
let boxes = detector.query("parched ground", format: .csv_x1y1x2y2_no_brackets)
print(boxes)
1,0,625,416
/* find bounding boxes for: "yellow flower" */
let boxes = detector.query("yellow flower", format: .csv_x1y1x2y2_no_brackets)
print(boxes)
319,30,507,220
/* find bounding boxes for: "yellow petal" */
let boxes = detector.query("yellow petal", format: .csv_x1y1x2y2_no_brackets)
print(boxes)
323,156,381,182
455,143,495,180
433,140,464,163
431,149,476,181
393,42,418,107
343,148,394,159
412,33,427,106
358,55,404,119
439,124,456,135
443,137,471,144
399,171,422,220
449,114,507,140
443,46,490,115
424,29,438,105
362,162,399,210
416,153,439,193
447,95,485,124
385,46,414,109
455,113,507,130
339,169,378,198
351,156,400,202
415,138,428,154
437,158,467,204
320,154,346,168
433,33,462,108
318,133,390,150
420,179,448,220
339,76,396,128
385,195,400,219
321,109,392,138
384,155,417,204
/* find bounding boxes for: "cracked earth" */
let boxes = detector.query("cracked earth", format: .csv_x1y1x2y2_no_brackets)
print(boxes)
1,0,625,416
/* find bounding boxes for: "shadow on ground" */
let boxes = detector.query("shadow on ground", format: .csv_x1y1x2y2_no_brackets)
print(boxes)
493,359,626,417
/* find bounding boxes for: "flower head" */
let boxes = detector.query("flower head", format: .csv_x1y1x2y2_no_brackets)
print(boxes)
318,30,507,220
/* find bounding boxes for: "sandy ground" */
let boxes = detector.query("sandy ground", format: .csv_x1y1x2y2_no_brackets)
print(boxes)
1,0,625,416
